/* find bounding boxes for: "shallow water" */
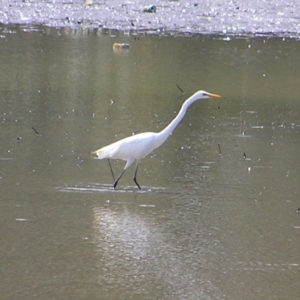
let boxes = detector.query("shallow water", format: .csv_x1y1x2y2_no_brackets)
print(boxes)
1,26,300,299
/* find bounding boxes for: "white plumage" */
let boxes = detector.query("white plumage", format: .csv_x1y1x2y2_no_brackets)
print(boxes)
92,90,222,189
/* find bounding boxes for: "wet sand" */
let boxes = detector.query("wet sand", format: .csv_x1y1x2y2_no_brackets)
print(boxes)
0,0,300,37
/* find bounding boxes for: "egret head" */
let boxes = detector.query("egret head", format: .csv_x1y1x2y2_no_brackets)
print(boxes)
194,90,223,100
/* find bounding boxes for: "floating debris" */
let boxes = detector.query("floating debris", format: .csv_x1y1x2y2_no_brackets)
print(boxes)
32,127,40,135
176,83,184,93
113,43,130,52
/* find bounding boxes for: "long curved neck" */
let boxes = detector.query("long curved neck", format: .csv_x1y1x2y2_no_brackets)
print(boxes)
155,95,199,148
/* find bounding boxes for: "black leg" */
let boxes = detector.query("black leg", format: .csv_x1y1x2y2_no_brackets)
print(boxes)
113,169,126,190
133,163,141,190
107,159,115,182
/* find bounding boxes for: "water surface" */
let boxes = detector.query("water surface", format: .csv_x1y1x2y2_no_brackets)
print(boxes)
1,26,299,299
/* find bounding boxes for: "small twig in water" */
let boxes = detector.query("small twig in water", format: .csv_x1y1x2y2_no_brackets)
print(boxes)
176,83,184,93
32,127,40,135
218,143,222,155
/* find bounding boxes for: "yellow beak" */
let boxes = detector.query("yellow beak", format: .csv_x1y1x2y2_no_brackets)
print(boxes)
207,92,222,99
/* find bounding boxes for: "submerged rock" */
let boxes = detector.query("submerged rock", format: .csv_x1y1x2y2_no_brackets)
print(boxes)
143,5,157,13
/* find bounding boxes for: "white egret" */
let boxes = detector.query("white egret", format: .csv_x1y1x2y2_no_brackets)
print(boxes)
91,90,222,190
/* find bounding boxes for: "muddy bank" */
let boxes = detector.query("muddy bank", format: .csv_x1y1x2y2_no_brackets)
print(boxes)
0,0,300,37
